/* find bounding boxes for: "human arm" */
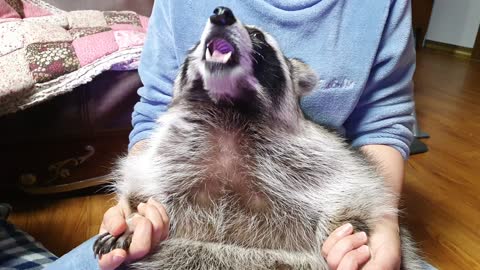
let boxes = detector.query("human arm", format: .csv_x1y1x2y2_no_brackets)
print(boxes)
128,0,177,150
322,145,404,270
321,0,416,268
98,0,177,268
359,144,403,270
98,140,168,269
128,139,149,156
98,138,167,269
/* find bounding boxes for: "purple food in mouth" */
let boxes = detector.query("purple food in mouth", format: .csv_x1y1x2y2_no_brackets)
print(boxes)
208,38,234,54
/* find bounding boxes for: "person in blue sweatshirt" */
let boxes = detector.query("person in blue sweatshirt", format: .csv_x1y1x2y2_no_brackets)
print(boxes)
46,1,437,270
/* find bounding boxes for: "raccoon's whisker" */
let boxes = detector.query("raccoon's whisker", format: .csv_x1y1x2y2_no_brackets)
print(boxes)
252,49,265,60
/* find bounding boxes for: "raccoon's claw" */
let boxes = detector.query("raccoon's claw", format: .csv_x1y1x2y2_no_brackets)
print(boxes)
93,232,133,258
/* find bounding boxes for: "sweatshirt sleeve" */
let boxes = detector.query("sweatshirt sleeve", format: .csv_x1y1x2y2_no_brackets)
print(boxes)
344,0,416,159
128,0,177,150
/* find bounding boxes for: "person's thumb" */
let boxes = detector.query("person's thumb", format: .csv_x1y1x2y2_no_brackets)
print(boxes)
98,249,127,270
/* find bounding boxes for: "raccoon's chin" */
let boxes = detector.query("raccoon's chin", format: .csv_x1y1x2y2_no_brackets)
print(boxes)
204,77,239,102
203,72,255,106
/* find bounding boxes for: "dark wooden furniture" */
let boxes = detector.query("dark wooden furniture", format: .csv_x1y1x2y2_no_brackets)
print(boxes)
412,0,434,49
0,1,154,195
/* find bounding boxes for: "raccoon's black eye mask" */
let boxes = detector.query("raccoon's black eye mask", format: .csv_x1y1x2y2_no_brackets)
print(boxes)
246,27,286,107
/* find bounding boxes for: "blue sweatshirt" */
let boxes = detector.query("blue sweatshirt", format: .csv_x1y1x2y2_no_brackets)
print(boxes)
129,0,416,159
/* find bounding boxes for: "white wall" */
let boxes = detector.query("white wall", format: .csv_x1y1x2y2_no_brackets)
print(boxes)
426,0,480,48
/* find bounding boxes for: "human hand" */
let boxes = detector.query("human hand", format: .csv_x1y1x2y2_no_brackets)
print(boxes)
97,198,169,270
361,217,401,270
322,217,401,270
321,223,370,270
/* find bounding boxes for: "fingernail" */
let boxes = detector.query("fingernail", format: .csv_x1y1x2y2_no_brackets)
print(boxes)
358,231,367,241
336,223,353,236
358,245,369,254
112,255,125,264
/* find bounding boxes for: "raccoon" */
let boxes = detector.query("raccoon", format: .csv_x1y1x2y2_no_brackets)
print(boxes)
94,6,424,270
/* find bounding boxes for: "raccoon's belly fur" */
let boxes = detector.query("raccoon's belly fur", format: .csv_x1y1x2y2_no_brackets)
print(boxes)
114,111,424,270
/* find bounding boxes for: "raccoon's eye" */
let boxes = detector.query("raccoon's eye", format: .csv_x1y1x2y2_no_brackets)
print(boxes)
251,31,266,43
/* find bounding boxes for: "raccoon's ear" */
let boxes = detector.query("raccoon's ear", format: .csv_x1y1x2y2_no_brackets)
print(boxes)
289,58,318,95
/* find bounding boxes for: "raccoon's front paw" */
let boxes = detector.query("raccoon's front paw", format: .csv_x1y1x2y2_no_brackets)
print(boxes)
93,231,133,257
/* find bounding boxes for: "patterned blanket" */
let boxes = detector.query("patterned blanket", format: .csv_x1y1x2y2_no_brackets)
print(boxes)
1,204,57,269
0,220,58,269
0,0,149,116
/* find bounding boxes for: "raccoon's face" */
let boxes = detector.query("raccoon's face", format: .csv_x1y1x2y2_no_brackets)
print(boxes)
174,7,317,125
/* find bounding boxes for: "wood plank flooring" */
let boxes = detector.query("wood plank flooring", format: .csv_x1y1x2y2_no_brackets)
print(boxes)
402,48,480,270
6,193,114,256
6,48,480,269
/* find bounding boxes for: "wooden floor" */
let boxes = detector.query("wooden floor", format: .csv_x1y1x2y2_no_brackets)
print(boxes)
6,49,480,269
402,49,480,269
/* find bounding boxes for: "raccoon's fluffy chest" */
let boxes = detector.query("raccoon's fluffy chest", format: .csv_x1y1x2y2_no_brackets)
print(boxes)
161,124,318,251
184,128,269,211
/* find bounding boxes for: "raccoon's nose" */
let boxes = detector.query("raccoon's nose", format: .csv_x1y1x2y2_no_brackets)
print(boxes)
210,6,236,26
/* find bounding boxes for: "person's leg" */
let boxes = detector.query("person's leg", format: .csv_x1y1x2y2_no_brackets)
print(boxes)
44,234,438,270
44,239,438,270
44,236,103,270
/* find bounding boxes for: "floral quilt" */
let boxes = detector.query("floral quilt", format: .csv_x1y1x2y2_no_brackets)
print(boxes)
0,0,149,116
